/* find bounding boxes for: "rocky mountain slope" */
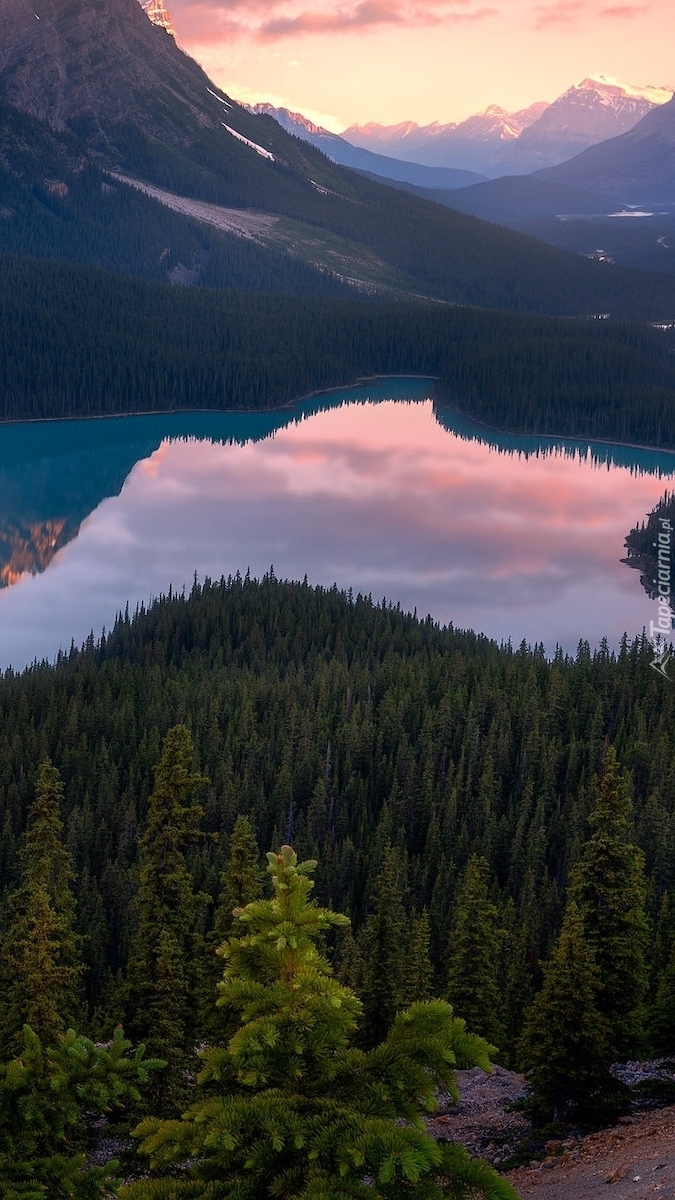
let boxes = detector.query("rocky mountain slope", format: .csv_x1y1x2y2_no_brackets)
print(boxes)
139,0,175,37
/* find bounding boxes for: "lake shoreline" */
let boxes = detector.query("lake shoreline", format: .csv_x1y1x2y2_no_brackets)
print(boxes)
3,372,675,461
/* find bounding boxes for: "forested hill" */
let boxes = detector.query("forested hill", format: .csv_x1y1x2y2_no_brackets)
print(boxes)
2,254,675,449
0,573,674,1073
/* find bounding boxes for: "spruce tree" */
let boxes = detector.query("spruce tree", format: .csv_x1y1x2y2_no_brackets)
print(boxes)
570,747,648,1059
403,910,434,1005
0,760,82,1056
212,815,263,944
123,726,208,1102
125,846,518,1200
360,844,407,1048
198,815,263,1038
518,902,613,1125
445,856,505,1051
648,944,675,1054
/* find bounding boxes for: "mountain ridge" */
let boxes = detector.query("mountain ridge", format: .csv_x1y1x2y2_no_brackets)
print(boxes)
340,77,672,176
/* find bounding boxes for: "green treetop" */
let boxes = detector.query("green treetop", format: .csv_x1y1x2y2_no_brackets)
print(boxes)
126,846,518,1200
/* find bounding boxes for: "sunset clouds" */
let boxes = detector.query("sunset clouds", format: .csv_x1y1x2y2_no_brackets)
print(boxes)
174,0,498,41
532,0,652,29
169,0,673,130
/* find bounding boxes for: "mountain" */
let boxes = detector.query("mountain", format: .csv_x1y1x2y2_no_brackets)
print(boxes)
139,0,176,37
345,103,546,175
538,92,675,202
2,0,675,320
507,76,674,174
248,104,484,190
343,78,672,177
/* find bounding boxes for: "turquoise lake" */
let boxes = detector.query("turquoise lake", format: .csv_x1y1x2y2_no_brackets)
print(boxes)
1,377,674,672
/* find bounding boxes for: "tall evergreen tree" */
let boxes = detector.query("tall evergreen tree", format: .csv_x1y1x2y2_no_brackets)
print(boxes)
360,844,407,1048
570,747,648,1059
125,846,518,1200
0,760,82,1056
445,856,505,1051
123,726,208,1103
198,815,263,1038
403,910,434,1006
212,815,263,945
518,901,613,1125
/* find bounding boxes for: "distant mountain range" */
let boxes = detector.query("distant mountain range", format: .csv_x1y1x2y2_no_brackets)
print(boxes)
342,77,673,176
248,105,485,190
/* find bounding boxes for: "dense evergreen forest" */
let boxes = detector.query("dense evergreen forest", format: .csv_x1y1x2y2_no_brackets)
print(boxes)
2,254,675,448
2,574,674,1193
0,575,672,1053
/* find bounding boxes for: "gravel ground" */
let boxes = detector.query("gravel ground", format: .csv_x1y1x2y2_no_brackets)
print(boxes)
506,1106,675,1200
432,1059,675,1200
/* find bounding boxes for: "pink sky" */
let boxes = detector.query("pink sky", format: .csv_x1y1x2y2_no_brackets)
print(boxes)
167,0,674,128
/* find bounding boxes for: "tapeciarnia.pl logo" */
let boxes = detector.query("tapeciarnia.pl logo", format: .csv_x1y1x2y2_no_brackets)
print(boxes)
649,517,674,679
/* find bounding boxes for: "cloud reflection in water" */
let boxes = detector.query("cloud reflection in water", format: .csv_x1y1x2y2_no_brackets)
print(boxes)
0,398,672,671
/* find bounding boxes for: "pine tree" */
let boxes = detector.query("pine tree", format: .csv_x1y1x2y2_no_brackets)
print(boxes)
648,943,675,1054
360,844,407,1048
125,846,518,1200
198,815,263,1038
403,910,434,1005
445,856,505,1051
212,815,263,944
570,747,648,1059
0,760,82,1056
518,902,614,1126
123,726,208,1103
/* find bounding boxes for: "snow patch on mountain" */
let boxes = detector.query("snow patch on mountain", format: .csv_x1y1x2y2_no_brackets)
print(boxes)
206,87,232,109
222,124,275,161
581,75,673,105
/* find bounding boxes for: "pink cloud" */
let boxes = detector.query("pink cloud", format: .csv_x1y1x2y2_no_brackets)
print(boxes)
531,1,587,30
259,3,405,38
531,0,652,28
600,3,650,15
257,0,497,39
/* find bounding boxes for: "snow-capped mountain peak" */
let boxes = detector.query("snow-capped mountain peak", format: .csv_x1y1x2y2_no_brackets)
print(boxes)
578,75,674,105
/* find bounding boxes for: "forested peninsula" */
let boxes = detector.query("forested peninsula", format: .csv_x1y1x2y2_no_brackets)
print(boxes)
2,254,675,449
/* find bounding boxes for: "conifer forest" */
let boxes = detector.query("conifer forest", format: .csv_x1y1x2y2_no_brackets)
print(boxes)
1,574,674,1196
